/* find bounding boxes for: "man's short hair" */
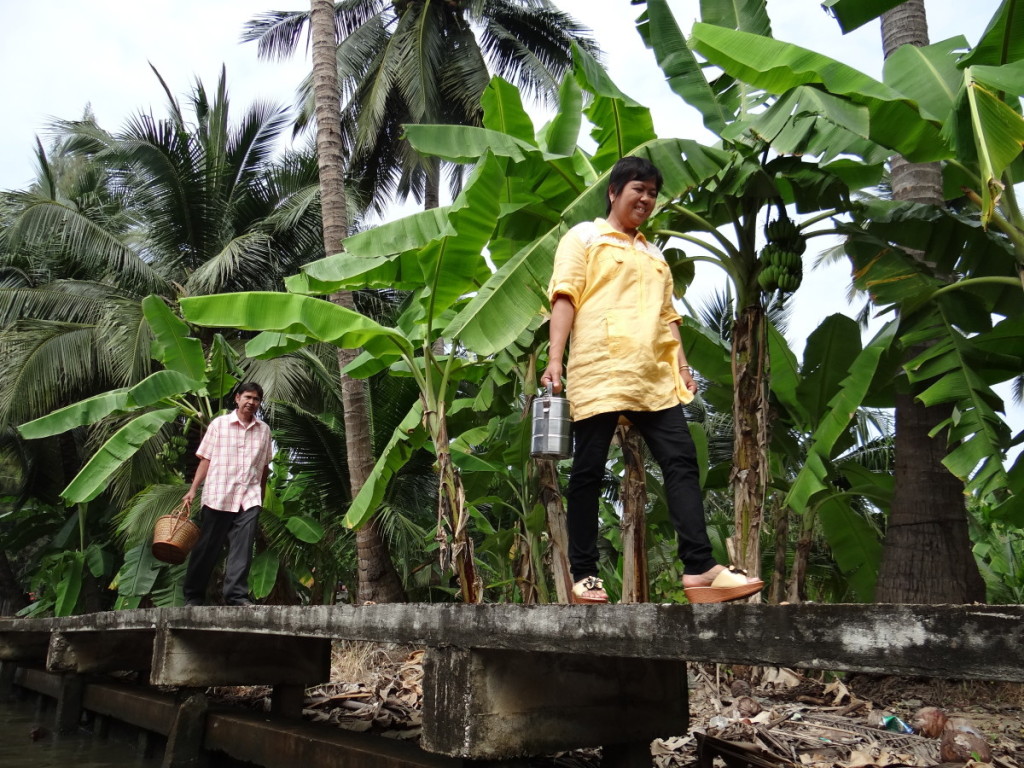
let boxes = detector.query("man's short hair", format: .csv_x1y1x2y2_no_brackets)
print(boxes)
606,156,664,215
236,382,264,400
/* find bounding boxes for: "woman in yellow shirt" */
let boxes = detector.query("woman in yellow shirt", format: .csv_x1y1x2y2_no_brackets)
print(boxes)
540,156,763,605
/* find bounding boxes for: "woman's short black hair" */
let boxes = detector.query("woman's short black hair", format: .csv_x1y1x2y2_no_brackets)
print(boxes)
606,156,664,214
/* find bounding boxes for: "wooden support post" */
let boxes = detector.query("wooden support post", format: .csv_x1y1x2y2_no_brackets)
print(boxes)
93,712,111,739
138,728,156,758
54,673,84,734
163,690,208,768
0,660,16,699
603,741,654,768
270,684,305,719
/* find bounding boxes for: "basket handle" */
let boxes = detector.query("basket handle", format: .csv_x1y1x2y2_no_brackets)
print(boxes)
167,501,193,533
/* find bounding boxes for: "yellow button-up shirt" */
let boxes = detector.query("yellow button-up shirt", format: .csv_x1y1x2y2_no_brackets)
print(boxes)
549,219,693,421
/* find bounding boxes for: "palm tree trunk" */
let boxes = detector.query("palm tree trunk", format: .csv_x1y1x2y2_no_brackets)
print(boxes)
875,0,984,603
310,0,404,604
618,424,649,603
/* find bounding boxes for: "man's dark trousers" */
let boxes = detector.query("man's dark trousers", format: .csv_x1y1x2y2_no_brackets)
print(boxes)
183,505,260,605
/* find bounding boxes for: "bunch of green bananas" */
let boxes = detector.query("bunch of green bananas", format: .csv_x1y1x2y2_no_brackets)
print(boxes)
157,434,189,465
757,217,806,293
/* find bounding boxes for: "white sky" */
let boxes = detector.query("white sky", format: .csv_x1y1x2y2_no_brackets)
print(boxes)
1,0,1017,433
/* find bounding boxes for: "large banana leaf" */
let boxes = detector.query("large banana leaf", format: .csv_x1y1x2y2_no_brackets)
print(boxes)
795,315,863,427
882,38,965,123
844,200,1020,313
180,292,414,362
249,551,278,600
817,495,881,601
691,23,949,163
961,0,1024,67
574,45,657,170
641,0,732,134
207,333,240,398
701,0,772,35
18,389,131,439
62,407,180,504
415,154,503,321
735,85,889,166
114,544,161,598
539,75,584,156
948,69,1024,222
286,207,452,295
54,551,84,617
127,370,200,407
787,321,898,510
903,302,1019,500
766,322,807,426
481,77,537,145
142,295,205,381
820,0,906,34
343,400,427,530
286,155,503,326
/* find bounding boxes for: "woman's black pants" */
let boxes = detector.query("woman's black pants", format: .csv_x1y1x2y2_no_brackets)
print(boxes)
566,406,717,581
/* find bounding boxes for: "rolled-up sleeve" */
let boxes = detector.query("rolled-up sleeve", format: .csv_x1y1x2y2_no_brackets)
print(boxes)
549,228,587,307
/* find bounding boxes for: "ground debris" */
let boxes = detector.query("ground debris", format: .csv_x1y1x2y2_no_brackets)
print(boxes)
648,665,1024,768
203,646,1024,768
301,644,425,736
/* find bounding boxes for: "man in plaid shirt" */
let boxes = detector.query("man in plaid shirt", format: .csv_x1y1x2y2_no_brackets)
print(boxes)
182,383,273,606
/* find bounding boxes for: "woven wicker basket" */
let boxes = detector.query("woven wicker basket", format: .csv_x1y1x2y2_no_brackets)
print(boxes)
152,503,200,564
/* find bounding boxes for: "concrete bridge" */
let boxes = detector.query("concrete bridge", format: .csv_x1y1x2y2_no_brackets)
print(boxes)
2,603,1023,767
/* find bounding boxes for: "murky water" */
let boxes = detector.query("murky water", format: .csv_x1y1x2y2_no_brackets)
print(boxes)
0,695,160,768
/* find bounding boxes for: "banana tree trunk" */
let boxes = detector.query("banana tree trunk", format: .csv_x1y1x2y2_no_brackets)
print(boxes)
730,303,769,585
618,424,649,604
769,497,789,604
430,401,481,603
310,0,404,604
538,459,573,603
787,518,813,604
514,521,540,605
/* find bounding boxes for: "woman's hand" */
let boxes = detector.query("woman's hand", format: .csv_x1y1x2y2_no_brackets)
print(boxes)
540,361,564,394
680,366,698,395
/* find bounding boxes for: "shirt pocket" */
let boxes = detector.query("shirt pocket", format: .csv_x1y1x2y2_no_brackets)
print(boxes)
606,309,636,361
592,249,624,282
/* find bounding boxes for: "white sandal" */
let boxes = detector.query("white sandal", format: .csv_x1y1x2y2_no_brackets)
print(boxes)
571,576,609,604
683,565,763,604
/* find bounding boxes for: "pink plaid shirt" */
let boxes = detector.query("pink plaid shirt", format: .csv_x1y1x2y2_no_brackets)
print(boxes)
196,410,273,513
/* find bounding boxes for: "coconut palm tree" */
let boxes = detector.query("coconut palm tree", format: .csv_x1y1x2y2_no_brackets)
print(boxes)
243,0,600,211
0,70,335,613
875,0,985,603
305,0,407,604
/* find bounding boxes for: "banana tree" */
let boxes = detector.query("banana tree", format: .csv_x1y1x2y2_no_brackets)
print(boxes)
13,297,230,614
178,46,738,602
690,0,1024,526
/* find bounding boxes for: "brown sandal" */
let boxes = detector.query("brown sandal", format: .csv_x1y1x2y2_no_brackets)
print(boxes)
571,576,609,604
683,566,763,604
